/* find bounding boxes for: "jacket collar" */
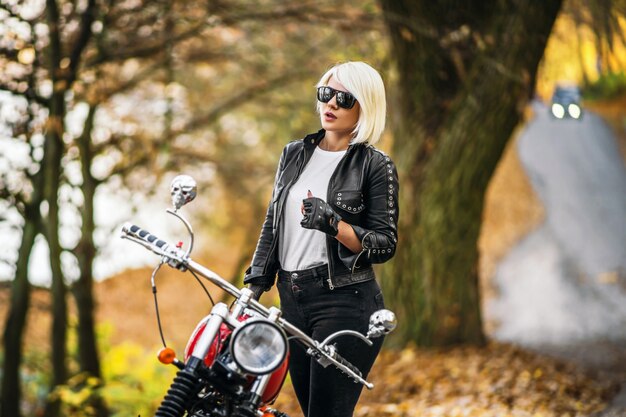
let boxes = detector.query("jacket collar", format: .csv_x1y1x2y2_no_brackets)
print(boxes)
302,128,359,153
303,129,326,149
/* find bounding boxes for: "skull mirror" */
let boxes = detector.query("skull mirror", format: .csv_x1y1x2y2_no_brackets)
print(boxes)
366,309,397,339
170,175,197,211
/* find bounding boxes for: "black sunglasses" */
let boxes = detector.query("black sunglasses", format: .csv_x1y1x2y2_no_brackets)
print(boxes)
317,86,357,110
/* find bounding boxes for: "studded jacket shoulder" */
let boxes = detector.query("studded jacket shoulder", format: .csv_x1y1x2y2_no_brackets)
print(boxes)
244,129,399,289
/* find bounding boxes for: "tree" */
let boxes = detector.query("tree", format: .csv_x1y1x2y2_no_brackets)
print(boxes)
564,0,626,76
379,0,563,346
0,1,99,415
0,106,45,417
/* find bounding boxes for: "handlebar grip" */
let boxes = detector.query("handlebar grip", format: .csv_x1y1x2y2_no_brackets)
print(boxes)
122,223,171,251
334,352,362,379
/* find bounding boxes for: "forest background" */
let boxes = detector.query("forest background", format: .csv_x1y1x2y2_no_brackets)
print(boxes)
1,1,626,416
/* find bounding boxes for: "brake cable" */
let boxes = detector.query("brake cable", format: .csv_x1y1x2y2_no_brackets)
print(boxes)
151,262,217,350
151,261,168,348
189,268,215,306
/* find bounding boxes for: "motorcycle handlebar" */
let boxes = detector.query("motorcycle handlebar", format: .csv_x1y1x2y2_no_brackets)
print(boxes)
333,350,372,388
120,223,374,389
334,351,362,378
122,224,171,252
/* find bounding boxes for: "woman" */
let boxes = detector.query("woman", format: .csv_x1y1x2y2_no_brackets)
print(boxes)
244,61,399,417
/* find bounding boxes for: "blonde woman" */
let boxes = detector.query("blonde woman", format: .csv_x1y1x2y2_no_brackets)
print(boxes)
245,61,399,417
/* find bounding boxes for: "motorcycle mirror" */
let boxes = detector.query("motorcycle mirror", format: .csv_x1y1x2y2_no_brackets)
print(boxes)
170,175,197,210
366,309,397,339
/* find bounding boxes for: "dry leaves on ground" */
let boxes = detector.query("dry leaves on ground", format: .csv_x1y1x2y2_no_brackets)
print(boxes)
273,342,620,417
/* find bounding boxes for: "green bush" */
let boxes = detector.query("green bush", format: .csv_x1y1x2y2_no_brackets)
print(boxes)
91,321,178,417
583,71,626,100
0,321,177,417
100,339,178,417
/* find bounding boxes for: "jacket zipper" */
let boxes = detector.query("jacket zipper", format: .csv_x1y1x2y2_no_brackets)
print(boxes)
325,145,353,290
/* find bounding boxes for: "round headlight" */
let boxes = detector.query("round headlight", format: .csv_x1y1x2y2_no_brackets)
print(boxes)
568,103,581,119
551,103,565,119
230,319,288,375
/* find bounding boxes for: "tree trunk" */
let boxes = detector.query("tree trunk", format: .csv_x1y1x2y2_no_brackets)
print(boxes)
43,3,68,415
1,115,47,417
379,0,562,346
73,105,101,377
0,215,38,417
42,108,68,417
73,105,109,417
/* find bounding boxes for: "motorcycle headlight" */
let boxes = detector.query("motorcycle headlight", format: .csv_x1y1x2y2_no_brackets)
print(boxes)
568,103,581,119
230,319,288,375
551,103,565,119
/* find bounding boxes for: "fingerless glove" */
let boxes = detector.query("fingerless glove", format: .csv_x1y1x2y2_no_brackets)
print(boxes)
300,197,342,236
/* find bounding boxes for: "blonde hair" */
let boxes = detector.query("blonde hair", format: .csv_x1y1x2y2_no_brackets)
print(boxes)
316,61,387,145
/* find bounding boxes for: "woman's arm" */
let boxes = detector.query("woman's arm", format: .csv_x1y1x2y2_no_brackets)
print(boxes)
243,145,289,288
335,221,362,253
349,153,399,264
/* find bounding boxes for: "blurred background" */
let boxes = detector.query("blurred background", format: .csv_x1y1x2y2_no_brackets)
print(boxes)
1,1,625,416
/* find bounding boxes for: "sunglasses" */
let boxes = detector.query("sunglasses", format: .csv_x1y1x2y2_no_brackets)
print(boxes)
317,86,357,110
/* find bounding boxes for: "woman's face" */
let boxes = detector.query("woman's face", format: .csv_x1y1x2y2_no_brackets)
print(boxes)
319,77,360,139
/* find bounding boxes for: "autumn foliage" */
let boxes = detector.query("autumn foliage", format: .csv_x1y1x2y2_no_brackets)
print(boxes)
274,343,620,417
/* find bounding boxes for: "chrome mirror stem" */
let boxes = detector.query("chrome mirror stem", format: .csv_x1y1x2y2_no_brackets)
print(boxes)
166,208,194,258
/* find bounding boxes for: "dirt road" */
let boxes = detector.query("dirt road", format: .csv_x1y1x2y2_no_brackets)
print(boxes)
488,102,626,415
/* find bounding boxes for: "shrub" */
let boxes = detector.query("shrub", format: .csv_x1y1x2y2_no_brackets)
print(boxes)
0,321,177,417
583,71,626,100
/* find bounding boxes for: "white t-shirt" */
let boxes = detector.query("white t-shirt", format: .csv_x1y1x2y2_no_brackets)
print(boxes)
278,146,347,271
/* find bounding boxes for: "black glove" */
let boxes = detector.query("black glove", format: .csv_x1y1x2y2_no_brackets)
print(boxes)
300,197,342,236
247,284,266,300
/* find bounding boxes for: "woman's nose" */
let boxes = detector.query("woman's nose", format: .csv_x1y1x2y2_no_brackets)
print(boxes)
327,94,339,108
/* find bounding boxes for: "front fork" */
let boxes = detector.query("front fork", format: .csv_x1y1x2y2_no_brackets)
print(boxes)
190,303,229,365
155,304,229,417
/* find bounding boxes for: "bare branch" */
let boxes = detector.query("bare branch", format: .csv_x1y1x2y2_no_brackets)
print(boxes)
217,2,382,30
67,0,97,85
106,152,152,180
164,145,220,165
86,18,210,66
46,0,62,69
178,69,314,135
102,1,153,25
78,56,167,109
76,103,102,180
89,2,379,68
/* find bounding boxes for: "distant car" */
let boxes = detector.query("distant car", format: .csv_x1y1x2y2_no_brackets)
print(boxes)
550,85,583,120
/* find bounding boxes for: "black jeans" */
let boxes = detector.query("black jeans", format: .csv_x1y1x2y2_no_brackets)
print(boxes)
277,266,385,417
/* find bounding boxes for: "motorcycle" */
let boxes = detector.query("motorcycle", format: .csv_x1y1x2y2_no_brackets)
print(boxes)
120,175,397,417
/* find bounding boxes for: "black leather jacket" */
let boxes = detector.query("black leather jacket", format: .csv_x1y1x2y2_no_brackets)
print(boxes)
244,129,399,289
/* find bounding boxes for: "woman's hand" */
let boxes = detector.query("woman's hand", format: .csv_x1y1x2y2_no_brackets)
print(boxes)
247,284,267,300
301,191,362,253
300,196,342,236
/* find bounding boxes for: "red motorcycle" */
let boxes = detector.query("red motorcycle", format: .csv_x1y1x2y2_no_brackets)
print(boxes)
121,175,397,417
